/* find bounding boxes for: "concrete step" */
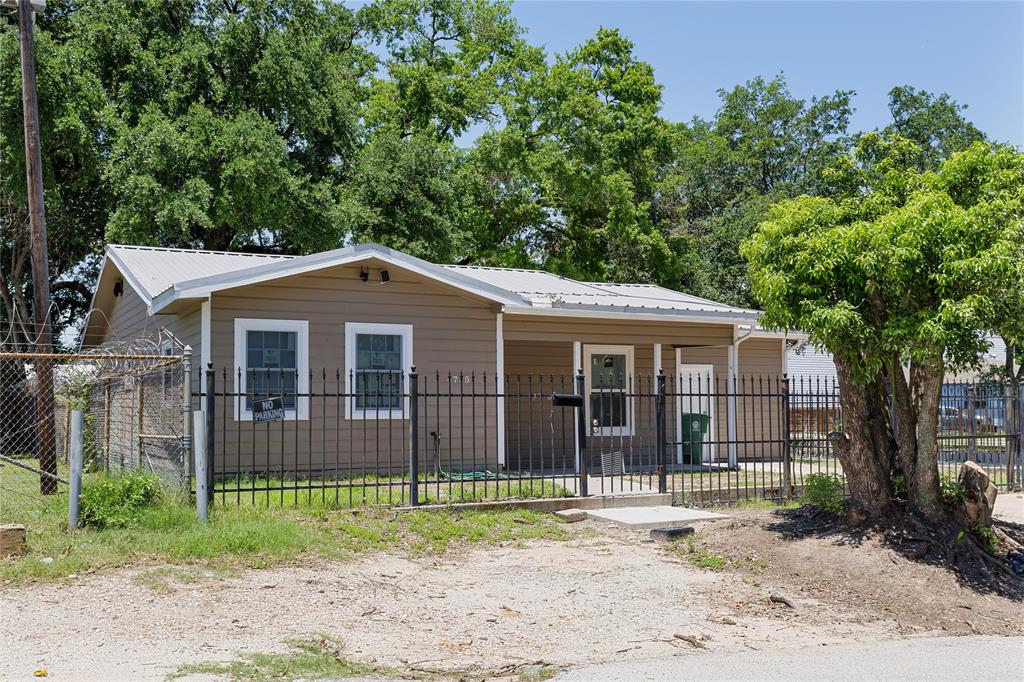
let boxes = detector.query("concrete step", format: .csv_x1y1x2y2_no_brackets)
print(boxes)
584,505,728,530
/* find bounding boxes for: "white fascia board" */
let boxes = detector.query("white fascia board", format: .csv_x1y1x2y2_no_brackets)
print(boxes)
150,244,524,314
106,246,154,305
81,248,155,348
503,304,761,325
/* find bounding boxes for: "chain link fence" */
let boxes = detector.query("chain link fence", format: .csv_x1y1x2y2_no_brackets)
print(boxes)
0,332,191,524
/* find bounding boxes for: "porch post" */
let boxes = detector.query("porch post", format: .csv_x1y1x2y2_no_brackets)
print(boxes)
727,329,739,469
495,312,506,467
573,340,582,475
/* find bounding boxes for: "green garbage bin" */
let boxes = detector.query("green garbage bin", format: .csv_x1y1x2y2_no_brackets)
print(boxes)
680,413,711,465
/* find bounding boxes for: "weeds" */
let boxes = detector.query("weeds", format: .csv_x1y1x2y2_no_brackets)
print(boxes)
940,474,965,505
972,525,998,554
688,552,727,571
673,535,727,571
518,666,560,681
800,474,845,515
78,471,161,529
169,634,379,681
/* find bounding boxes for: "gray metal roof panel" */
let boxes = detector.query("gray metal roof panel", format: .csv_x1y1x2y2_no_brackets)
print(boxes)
444,265,758,317
108,245,292,301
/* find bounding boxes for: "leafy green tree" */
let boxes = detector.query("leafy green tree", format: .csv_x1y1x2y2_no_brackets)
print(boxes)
344,0,533,261
472,28,684,284
883,85,986,169
667,76,854,306
743,138,1024,522
94,0,370,252
0,4,110,348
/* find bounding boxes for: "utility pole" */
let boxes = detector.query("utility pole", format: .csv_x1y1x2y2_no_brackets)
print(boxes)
7,0,56,493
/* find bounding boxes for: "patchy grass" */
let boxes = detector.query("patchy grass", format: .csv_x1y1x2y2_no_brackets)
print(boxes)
672,536,727,571
169,634,380,681
730,497,799,511
671,534,766,573
211,473,573,508
1,460,570,585
687,551,727,571
0,465,569,585
518,666,560,681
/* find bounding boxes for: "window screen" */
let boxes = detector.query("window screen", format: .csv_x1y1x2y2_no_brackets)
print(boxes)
354,333,403,409
245,330,298,408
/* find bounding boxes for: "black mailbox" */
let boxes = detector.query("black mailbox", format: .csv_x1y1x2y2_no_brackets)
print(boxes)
551,393,584,408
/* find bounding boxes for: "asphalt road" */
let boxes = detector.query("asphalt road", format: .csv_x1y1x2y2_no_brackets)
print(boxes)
556,636,1024,681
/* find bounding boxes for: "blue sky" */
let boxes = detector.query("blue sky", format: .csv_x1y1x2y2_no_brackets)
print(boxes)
508,1,1022,145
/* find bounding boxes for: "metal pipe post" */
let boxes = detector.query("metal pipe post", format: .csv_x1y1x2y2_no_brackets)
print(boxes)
67,409,83,529
193,410,208,522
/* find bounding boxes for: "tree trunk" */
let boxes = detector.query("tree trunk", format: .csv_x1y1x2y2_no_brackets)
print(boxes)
890,361,917,486
907,359,946,523
830,360,894,516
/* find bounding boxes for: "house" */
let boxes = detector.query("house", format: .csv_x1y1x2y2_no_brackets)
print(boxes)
81,243,791,476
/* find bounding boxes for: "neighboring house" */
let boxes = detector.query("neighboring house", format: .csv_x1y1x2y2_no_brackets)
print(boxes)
786,344,838,384
82,243,790,473
787,338,1012,383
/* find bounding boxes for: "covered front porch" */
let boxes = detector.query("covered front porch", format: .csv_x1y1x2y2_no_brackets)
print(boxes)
495,311,788,476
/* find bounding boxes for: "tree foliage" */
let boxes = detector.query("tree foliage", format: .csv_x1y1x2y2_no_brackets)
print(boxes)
743,139,1024,521
0,0,1002,350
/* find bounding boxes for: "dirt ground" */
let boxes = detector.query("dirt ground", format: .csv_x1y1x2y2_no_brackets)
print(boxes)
2,508,1022,681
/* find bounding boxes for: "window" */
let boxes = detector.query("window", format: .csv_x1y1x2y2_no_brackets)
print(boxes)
584,345,634,436
345,323,412,419
233,319,309,420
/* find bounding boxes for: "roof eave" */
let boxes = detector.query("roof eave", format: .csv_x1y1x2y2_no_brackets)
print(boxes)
503,303,761,325
149,244,525,314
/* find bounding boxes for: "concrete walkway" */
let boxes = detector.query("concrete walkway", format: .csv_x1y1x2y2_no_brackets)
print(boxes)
994,490,1024,525
556,636,1024,681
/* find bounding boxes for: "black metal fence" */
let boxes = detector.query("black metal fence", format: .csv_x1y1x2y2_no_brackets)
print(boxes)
193,367,1023,508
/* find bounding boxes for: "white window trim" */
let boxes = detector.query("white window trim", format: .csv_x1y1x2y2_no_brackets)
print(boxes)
583,344,635,437
233,318,310,421
344,322,413,420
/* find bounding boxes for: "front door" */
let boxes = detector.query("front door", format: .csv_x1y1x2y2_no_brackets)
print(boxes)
676,364,715,464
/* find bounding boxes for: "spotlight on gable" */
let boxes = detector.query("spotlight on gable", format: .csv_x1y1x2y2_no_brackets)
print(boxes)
359,267,369,282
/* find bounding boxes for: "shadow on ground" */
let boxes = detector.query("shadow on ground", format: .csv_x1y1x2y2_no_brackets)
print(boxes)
764,505,1024,600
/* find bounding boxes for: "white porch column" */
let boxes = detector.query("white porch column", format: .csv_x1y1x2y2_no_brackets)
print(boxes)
727,330,739,468
496,312,506,467
653,343,662,382
573,340,582,474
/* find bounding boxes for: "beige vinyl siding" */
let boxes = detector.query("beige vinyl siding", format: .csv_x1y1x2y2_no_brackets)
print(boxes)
503,314,734,346
504,340,576,469
98,284,157,345
206,261,499,474
737,338,785,459
165,302,202,352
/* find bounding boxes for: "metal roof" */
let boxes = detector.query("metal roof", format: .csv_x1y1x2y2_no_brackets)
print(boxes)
444,265,760,318
107,245,292,302
104,243,762,322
